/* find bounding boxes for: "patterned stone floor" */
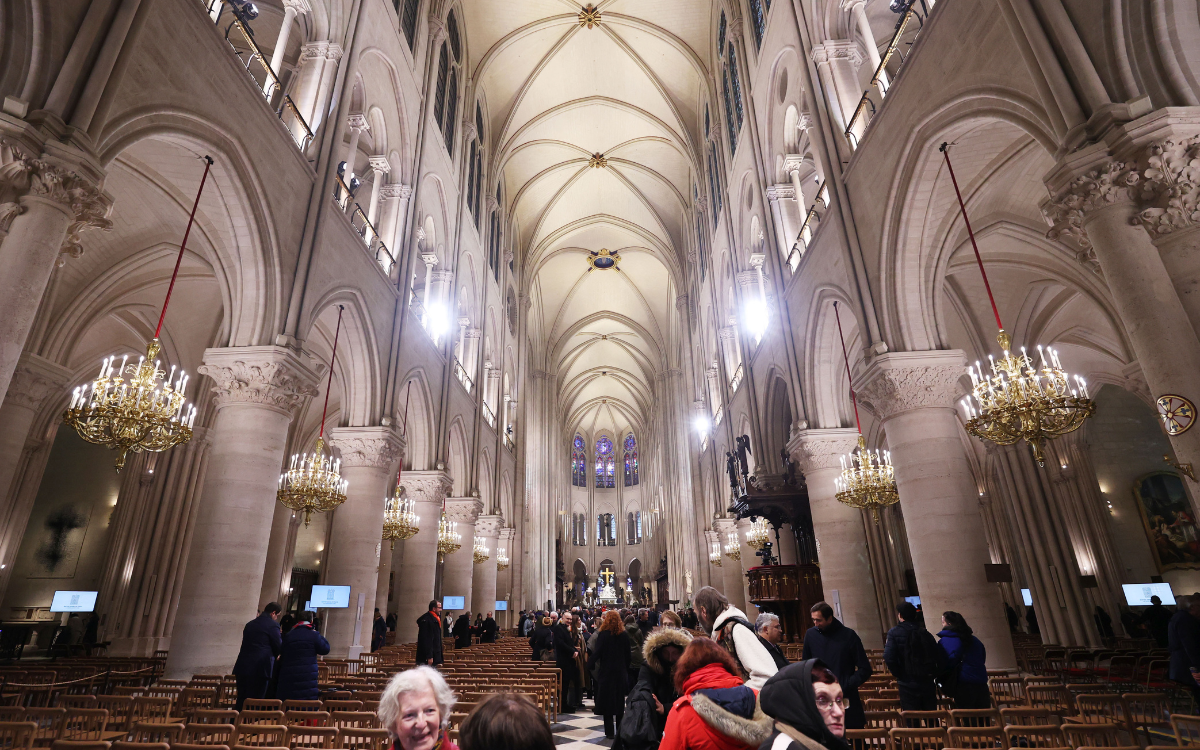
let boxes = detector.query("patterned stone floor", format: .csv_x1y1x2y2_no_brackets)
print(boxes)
550,698,612,748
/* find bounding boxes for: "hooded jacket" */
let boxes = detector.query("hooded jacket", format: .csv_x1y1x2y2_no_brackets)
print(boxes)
622,628,695,750
660,662,773,750
712,606,780,690
756,660,850,750
935,629,988,685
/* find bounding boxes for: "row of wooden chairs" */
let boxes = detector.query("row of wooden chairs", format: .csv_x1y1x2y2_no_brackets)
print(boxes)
0,720,389,750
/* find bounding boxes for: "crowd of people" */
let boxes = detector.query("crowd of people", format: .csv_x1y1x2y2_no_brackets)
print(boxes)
231,585,1001,750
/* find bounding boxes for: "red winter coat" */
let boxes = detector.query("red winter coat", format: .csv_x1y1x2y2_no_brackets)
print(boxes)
659,663,773,750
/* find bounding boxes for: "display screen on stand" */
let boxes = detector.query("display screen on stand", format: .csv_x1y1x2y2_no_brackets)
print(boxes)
310,585,351,608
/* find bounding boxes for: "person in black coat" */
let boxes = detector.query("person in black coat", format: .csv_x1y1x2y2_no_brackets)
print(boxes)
415,600,444,666
530,615,553,660
587,611,630,738
232,602,282,710
884,602,940,711
453,612,473,649
553,612,581,713
371,609,387,652
803,603,872,729
1142,596,1175,648
620,626,692,750
275,611,330,702
1169,594,1200,703
481,613,498,643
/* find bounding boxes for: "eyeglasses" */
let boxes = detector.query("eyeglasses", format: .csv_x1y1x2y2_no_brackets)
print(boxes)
815,696,849,712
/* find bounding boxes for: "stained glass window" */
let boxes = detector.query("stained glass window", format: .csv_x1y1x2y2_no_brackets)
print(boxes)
596,436,615,488
749,0,766,48
572,435,586,487
623,434,639,486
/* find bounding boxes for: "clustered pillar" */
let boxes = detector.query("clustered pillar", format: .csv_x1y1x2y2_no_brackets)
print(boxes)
392,470,453,644
441,498,483,618
471,515,502,620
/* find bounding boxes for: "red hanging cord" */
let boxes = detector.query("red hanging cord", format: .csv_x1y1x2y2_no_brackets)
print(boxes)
833,301,862,435
941,143,1004,335
155,156,214,340
318,306,344,439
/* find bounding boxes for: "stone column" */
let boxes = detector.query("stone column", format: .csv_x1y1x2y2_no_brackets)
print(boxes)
845,0,888,90
325,426,404,658
0,354,70,602
471,514,502,619
393,470,452,644
857,351,1017,669
1044,152,1200,498
342,114,367,181
365,157,390,228
0,150,111,412
712,518,746,612
265,0,309,95
790,427,884,648
291,41,343,134
166,347,319,679
441,498,483,619
765,185,795,262
735,518,761,619
497,526,515,629
811,41,863,149
258,501,299,611
379,183,411,264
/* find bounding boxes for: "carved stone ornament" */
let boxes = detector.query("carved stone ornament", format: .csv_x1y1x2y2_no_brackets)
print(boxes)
6,355,71,411
0,139,113,261
1134,135,1200,240
400,470,453,506
1042,160,1141,273
766,184,796,201
328,426,405,468
789,428,861,474
855,352,966,422
475,514,504,537
445,497,484,524
197,347,320,415
379,183,408,200
428,13,446,46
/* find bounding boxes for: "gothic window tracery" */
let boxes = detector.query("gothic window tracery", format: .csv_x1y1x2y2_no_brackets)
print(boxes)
595,436,615,488
572,434,586,487
623,433,639,486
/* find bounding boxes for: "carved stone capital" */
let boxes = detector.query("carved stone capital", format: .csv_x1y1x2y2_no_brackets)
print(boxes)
379,183,409,200
6,353,71,411
727,17,744,42
712,517,737,534
300,41,343,62
499,526,515,544
368,156,391,174
766,184,796,201
461,119,478,144
797,112,814,132
281,0,312,14
428,14,446,46
736,269,760,287
1134,134,1200,240
445,497,484,524
346,113,368,132
718,326,736,340
400,469,453,506
811,40,862,70
783,154,807,174
1042,160,1140,254
328,425,405,469
0,140,113,260
787,428,861,474
197,346,321,416
475,514,503,538
856,350,967,422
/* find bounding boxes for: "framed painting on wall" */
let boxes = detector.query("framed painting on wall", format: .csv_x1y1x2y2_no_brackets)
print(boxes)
1134,471,1200,572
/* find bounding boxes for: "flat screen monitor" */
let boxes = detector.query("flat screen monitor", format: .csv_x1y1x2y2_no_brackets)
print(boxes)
1123,582,1176,606
903,596,920,607
494,601,508,611
1021,588,1033,606
443,596,465,610
50,591,98,613
304,601,312,611
310,585,351,608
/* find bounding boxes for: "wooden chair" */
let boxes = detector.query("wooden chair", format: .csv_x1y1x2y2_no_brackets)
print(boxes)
1172,714,1200,746
1028,687,1074,718
1003,725,1065,748
279,704,322,715
1121,693,1172,744
93,700,131,736
950,710,1000,728
180,724,235,745
1070,695,1126,726
109,743,167,750
890,727,947,750
235,714,285,728
845,728,892,750
239,703,282,714
59,711,109,741
1000,708,1055,726
945,727,1005,748
865,712,903,730
318,703,360,714
53,700,95,712
282,713,328,728
171,744,229,750
868,700,904,712
901,711,950,729
282,727,336,749
24,709,66,748
331,728,386,750
326,715,377,731
0,713,24,725
232,726,287,748
0,722,36,750
124,724,182,746
1062,723,1124,748
48,742,110,750
129,700,171,726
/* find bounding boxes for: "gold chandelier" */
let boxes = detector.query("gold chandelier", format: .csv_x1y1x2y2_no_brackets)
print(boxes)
65,156,214,470
472,537,490,565
437,513,461,561
709,539,722,567
724,530,741,562
746,517,770,550
496,547,510,571
278,306,348,526
832,301,900,523
941,144,1094,466
382,486,419,550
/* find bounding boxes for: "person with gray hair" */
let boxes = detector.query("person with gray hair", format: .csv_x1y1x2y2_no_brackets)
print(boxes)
378,666,459,750
756,612,790,669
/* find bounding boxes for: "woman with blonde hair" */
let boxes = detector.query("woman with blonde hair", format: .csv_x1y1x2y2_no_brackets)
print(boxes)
378,666,458,750
587,609,631,737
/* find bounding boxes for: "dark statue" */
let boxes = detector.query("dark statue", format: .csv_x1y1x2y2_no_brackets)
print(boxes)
735,434,752,479
725,451,740,490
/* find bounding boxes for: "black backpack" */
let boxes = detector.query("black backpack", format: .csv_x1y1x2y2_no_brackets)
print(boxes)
903,626,942,680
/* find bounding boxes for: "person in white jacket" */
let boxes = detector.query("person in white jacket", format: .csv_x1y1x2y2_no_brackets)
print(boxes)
694,586,779,690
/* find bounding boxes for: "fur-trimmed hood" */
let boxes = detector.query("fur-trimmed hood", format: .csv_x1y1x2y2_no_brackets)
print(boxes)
690,690,774,746
644,626,693,674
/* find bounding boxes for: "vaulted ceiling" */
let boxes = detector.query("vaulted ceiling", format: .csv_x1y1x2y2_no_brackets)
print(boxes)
462,0,710,439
